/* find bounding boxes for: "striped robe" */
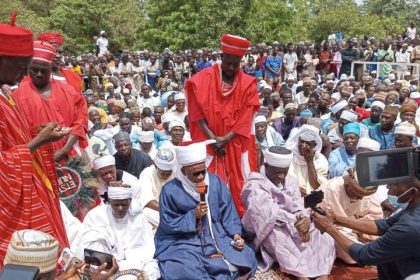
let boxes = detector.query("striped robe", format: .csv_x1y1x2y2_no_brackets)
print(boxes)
0,85,68,266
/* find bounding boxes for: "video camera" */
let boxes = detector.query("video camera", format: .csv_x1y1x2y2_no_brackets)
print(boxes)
356,147,420,187
304,190,326,215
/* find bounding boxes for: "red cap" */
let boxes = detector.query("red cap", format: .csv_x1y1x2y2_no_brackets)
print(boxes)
220,34,250,57
37,32,64,46
0,13,34,57
33,41,56,64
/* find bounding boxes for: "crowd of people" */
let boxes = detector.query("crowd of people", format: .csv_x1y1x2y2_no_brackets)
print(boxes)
0,13,420,280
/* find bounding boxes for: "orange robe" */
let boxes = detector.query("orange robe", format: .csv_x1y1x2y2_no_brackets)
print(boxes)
186,65,260,216
12,80,88,156
0,85,68,265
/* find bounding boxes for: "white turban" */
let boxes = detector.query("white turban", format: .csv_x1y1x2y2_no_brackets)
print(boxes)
330,100,348,114
356,137,380,151
139,131,154,143
410,92,420,99
108,187,133,200
176,140,215,167
169,120,186,131
174,93,185,101
371,101,385,110
264,148,293,168
340,110,358,122
93,155,115,170
395,121,416,137
287,75,295,81
284,103,297,110
254,115,267,124
154,149,176,171
285,124,322,154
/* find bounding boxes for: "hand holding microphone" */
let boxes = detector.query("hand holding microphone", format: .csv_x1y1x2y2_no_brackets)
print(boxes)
195,182,208,219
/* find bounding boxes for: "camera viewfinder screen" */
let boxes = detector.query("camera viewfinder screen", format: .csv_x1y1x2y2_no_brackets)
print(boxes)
368,153,409,181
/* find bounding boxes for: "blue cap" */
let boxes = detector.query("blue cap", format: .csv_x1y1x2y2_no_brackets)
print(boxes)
343,122,360,136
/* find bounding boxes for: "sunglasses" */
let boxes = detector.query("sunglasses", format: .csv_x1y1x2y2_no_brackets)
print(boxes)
192,170,206,177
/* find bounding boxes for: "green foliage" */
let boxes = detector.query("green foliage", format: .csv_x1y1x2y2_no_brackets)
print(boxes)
0,0,418,55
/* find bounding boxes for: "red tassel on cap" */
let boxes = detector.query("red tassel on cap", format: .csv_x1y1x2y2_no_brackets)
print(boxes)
10,12,16,26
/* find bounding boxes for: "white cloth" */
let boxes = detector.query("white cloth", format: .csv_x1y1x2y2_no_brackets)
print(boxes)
154,148,176,171
163,108,188,123
80,205,160,279
93,155,115,170
137,165,173,207
60,201,83,254
357,137,380,151
340,110,358,122
175,140,215,167
330,100,348,115
264,149,293,168
96,37,108,55
137,96,156,110
108,187,133,200
395,121,416,137
285,125,328,193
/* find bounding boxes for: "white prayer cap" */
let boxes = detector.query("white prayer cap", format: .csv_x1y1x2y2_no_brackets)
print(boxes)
154,148,176,171
4,230,59,274
395,121,416,137
254,115,267,124
340,110,358,122
330,100,348,114
93,155,115,170
410,92,420,99
262,84,272,91
176,140,216,167
340,74,348,80
371,101,385,110
285,103,297,110
139,131,154,143
388,73,396,80
357,137,380,151
108,187,132,200
122,88,130,94
264,147,293,168
174,92,185,101
287,75,295,81
161,113,175,124
169,120,185,131
100,30,106,35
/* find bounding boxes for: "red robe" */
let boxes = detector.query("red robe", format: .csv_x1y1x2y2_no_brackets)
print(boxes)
0,86,68,265
61,68,83,93
186,65,260,216
12,80,88,156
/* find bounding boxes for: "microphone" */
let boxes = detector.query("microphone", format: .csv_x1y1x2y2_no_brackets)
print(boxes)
197,182,208,202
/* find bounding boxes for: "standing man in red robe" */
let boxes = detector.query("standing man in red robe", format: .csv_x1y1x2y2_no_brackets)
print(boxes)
37,32,83,93
186,34,260,216
12,41,88,162
0,15,69,264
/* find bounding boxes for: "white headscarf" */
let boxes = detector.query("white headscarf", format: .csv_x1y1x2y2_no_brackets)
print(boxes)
175,140,215,200
285,124,322,165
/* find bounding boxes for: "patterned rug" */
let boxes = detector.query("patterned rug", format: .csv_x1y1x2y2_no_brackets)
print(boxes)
250,259,378,280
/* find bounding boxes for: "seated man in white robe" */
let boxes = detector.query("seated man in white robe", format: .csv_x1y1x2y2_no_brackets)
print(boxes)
242,147,335,280
285,124,329,195
138,130,158,160
80,186,160,279
92,155,158,227
136,148,176,228
320,137,383,264
255,115,285,151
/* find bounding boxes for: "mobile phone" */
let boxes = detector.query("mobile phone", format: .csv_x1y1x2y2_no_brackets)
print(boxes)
0,264,39,280
84,248,113,270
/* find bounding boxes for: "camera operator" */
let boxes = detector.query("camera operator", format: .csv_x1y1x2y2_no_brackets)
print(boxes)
313,177,420,279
